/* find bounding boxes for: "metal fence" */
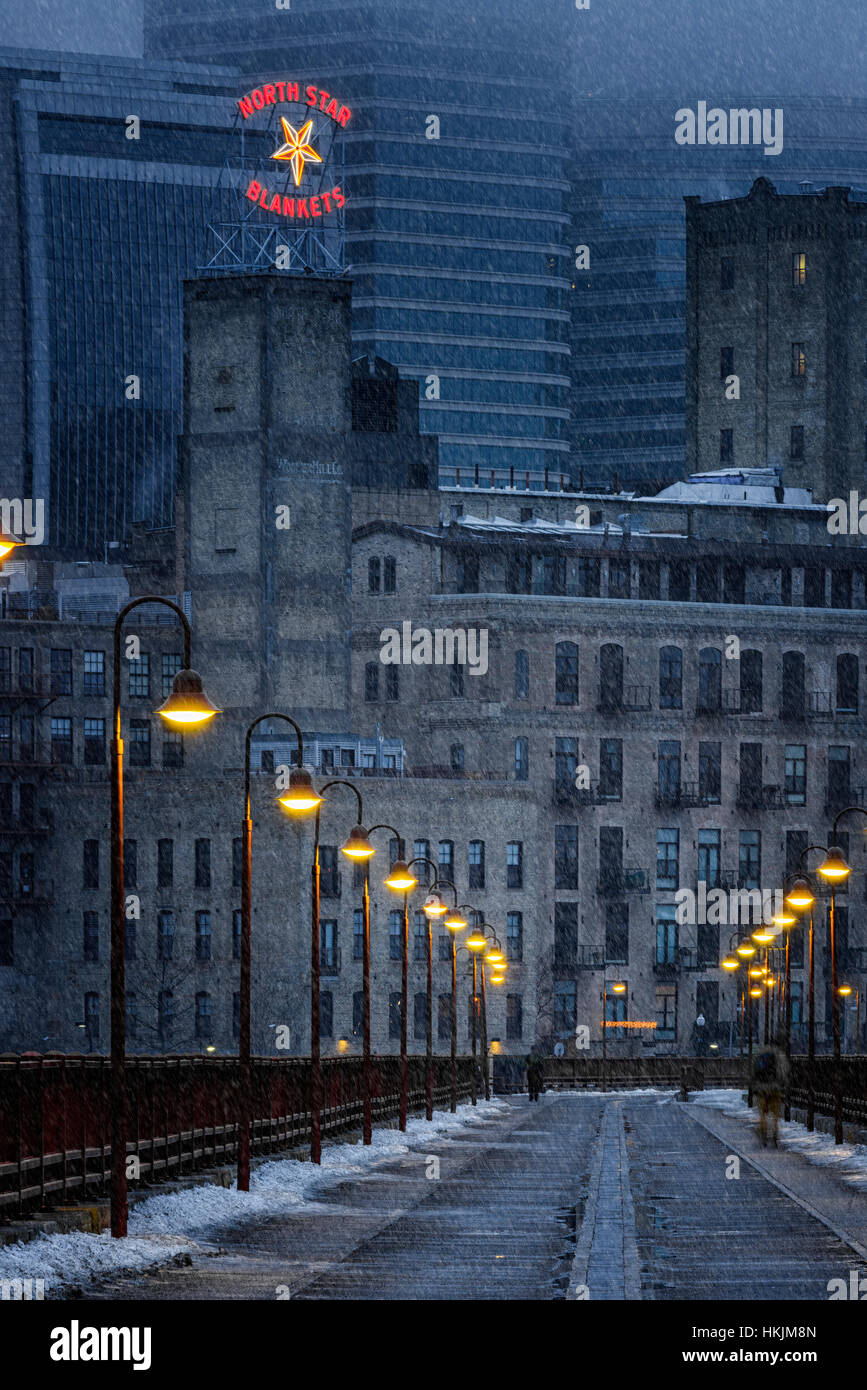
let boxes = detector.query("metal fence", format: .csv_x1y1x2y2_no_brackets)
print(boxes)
0,1053,476,1217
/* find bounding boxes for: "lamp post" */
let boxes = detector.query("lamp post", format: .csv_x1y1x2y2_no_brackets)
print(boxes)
337,806,377,1147
818,843,851,1144
236,715,320,1190
465,919,488,1102
399,861,451,1123
111,597,219,1237
443,899,469,1111
478,931,506,1101
302,779,370,1164
787,864,821,1131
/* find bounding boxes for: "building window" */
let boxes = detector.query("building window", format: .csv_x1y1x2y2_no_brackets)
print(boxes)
468,840,485,890
656,904,678,965
158,910,175,961
368,556,381,593
125,992,137,1040
83,651,105,697
162,653,182,699
438,840,454,878
364,662,379,702
321,991,333,1039
554,901,578,971
599,739,622,800
506,841,523,890
506,911,523,962
414,840,431,885
554,981,577,1035
51,717,73,765
389,991,402,1040
414,911,427,962
738,831,761,889
836,653,859,715
233,909,242,960
195,838,211,889
784,745,806,804
698,742,721,803
554,824,579,890
19,715,34,762
740,649,763,713
438,993,454,1042
720,345,734,378
506,994,523,1040
698,648,722,712
124,839,137,889
450,743,464,773
389,910,402,960
604,986,627,1024
157,839,173,889
790,425,804,459
656,828,679,890
128,720,151,767
514,737,529,781
320,919,338,970
195,992,212,1039
195,911,212,960
438,933,452,962
605,902,628,965
555,641,579,706
719,428,733,463
659,646,682,709
83,718,105,765
698,829,721,889
792,251,806,286
232,838,242,889
84,992,100,1043
128,653,150,699
720,258,734,293
831,569,852,610
83,839,99,890
828,746,851,808
163,730,183,768
658,741,681,804
386,666,399,701
159,990,174,1042
656,985,676,1040
413,992,428,1041
514,650,529,700
450,660,464,698
791,341,806,377
383,556,396,593
83,911,99,963
50,649,72,696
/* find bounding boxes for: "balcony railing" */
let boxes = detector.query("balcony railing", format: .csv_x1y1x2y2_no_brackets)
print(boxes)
597,866,648,895
678,782,722,808
554,779,619,806
735,785,787,810
576,946,606,969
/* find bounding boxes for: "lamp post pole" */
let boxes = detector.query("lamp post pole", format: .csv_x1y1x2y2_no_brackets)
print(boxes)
238,714,308,1191
311,780,364,1163
401,858,449,1124
111,596,216,1237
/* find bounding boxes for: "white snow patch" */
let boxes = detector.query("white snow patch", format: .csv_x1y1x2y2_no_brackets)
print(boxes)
0,1100,510,1293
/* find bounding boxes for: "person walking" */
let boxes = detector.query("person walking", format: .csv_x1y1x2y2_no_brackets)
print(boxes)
751,1042,788,1146
525,1052,540,1102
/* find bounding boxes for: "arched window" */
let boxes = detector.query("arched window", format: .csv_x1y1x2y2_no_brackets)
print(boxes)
740,649,763,713
555,641,579,706
659,646,682,709
781,651,805,719
599,644,624,709
368,557,381,593
698,648,722,712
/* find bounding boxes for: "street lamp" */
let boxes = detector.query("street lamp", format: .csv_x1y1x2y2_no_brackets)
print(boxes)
110,597,219,1237
236,715,320,1191
788,861,821,1132
382,848,439,1131
443,896,469,1111
0,533,17,561
818,843,851,1144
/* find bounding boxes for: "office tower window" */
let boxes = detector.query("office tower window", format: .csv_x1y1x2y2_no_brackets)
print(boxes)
792,251,806,286
791,341,806,376
514,649,529,700
128,653,150,699
83,650,105,696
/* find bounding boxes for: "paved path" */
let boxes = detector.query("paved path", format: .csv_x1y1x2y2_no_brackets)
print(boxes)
78,1093,867,1301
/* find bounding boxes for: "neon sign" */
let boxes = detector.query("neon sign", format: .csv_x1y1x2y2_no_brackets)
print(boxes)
238,82,350,221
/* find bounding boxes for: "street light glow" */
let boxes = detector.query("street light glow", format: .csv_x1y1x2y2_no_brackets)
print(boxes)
277,767,323,813
156,668,221,724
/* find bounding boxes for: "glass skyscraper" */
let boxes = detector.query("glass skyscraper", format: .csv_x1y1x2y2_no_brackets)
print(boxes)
144,0,577,490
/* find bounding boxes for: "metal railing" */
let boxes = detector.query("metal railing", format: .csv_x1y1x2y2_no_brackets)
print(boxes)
0,1052,477,1217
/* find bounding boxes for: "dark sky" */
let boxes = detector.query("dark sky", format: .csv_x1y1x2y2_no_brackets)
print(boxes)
0,0,864,101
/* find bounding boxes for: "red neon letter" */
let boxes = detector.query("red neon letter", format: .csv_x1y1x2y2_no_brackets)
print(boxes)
246,180,262,202
337,107,351,127
305,85,318,106
286,82,299,102
251,88,265,110
310,196,322,217
263,84,276,106
282,197,295,217
238,96,254,119
332,186,345,207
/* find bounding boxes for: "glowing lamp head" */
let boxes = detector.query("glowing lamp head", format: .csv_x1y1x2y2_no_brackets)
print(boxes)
818,846,851,882
156,668,220,725
736,942,757,958
771,910,797,928
277,767,322,814
785,878,815,912
444,909,467,932
423,892,448,917
485,947,505,966
839,984,853,997
490,974,505,986
0,534,17,561
752,930,774,945
383,859,416,890
721,956,739,971
466,926,487,951
749,987,763,998
341,825,375,861
749,966,765,978
611,982,627,995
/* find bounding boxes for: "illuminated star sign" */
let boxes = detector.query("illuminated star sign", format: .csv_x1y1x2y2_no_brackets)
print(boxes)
271,117,322,186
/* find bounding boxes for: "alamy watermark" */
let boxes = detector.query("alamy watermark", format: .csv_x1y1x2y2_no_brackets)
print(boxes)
0,498,44,545
379,622,488,676
675,103,783,156
675,882,783,926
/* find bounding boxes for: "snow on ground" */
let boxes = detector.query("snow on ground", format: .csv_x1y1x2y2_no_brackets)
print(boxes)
0,1099,510,1294
691,1087,867,1191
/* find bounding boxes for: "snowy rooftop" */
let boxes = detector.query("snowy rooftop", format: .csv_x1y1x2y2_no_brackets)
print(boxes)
654,469,818,509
